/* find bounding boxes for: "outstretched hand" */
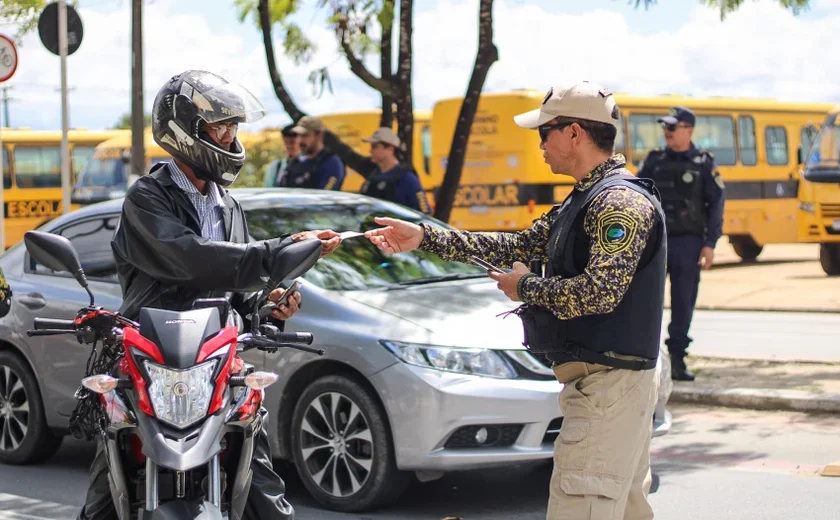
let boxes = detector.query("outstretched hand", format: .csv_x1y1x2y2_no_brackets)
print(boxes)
292,229,342,257
364,217,424,254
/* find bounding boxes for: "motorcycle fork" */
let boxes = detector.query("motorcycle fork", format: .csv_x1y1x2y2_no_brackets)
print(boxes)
143,454,222,510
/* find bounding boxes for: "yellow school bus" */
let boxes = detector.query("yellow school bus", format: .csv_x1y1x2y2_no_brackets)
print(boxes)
1,128,130,248
797,105,840,274
430,90,834,261
71,129,266,205
317,109,434,201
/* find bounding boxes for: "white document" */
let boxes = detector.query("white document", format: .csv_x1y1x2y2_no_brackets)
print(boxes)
339,231,365,240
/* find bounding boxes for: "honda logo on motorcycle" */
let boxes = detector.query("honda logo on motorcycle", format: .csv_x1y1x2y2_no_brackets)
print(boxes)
165,319,196,324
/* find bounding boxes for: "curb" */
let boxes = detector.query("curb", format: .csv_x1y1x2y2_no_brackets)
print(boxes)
670,385,840,414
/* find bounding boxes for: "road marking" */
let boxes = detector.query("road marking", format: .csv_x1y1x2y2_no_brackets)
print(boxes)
0,493,78,520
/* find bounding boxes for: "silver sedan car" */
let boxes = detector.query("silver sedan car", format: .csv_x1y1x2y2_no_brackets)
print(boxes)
0,188,671,512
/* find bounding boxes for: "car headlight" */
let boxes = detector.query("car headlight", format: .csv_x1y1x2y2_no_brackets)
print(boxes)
800,201,816,213
380,340,517,379
144,359,218,429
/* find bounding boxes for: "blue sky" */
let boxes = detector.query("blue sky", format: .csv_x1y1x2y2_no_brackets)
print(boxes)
1,0,839,131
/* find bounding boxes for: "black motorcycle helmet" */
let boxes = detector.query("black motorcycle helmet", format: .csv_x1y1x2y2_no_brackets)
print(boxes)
151,70,267,186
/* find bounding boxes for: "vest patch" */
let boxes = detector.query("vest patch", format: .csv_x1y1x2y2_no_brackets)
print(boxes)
597,211,638,255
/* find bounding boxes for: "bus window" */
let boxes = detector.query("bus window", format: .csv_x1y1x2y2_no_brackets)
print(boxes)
2,147,10,189
628,114,666,166
14,146,61,188
72,146,96,176
801,125,818,163
738,116,757,166
615,111,626,155
693,116,736,165
421,125,431,175
765,126,789,165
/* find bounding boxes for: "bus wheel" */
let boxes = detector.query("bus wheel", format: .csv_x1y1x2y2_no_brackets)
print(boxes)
819,243,840,276
730,236,763,262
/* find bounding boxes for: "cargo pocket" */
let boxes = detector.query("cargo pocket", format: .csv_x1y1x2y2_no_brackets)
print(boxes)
559,473,624,519
556,419,589,472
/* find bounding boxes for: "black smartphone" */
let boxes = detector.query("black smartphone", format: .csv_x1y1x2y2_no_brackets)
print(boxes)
469,255,505,274
276,280,302,305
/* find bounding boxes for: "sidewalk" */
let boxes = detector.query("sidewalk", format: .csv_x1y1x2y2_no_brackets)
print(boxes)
669,357,840,414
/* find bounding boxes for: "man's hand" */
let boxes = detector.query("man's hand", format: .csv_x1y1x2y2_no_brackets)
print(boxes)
698,246,714,270
292,229,342,257
364,217,424,254
268,287,301,320
487,261,529,301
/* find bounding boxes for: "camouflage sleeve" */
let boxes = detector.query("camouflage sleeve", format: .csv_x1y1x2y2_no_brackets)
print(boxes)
418,210,557,268
516,187,656,319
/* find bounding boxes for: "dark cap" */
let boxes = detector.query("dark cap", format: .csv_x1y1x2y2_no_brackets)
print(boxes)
281,123,304,137
657,106,695,127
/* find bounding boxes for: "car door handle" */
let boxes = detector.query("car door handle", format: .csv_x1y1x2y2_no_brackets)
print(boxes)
18,292,46,309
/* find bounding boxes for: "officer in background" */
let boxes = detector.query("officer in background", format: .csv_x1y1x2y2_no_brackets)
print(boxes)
360,127,431,214
0,266,12,318
365,81,666,520
636,106,725,382
281,115,345,190
264,123,305,187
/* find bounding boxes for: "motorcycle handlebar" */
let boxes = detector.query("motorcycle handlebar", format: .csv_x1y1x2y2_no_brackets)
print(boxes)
33,317,76,331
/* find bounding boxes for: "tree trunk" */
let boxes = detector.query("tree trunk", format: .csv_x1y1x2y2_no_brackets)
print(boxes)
258,0,305,122
379,0,395,128
433,0,498,223
394,0,414,164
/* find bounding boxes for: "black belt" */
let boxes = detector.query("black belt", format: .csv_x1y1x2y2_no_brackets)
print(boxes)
566,346,657,371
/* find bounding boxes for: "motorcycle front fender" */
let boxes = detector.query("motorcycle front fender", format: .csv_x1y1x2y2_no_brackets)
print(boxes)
140,499,223,520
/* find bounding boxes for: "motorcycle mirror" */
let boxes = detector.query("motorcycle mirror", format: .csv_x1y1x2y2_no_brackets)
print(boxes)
24,230,95,306
267,238,323,287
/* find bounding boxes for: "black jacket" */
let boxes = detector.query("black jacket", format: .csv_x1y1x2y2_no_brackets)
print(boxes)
110,162,294,323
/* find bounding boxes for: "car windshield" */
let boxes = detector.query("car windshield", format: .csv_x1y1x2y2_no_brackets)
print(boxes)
244,198,486,291
75,158,127,188
804,113,840,183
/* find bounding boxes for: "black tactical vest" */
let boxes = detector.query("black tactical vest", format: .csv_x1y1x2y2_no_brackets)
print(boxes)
638,149,708,236
524,172,666,365
361,165,412,202
282,148,344,189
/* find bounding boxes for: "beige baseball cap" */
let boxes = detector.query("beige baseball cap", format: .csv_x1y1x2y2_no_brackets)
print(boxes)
292,115,326,134
513,81,619,129
361,127,401,148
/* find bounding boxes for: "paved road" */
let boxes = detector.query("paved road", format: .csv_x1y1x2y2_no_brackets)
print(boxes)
665,309,840,363
0,403,837,519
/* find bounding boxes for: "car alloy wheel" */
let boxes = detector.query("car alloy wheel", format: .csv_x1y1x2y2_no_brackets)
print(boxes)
299,390,374,497
0,364,29,453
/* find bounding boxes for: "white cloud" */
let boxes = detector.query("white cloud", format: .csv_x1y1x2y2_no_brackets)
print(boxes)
4,0,840,131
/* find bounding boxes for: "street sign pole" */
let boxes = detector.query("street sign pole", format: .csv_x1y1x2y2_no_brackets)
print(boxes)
58,0,70,215
0,33,19,251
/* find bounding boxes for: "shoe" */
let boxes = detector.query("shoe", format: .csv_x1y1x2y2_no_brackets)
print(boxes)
671,357,696,381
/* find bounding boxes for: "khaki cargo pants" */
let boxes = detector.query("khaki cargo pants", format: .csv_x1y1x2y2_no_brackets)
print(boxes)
547,358,660,519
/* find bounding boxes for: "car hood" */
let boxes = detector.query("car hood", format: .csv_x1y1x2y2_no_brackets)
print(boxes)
338,278,528,351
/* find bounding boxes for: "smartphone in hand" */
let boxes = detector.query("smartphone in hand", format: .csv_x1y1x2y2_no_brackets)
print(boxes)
469,255,505,274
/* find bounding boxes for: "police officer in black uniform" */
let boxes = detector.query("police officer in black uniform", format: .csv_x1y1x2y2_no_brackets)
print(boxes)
359,127,431,214
281,115,346,190
636,106,725,381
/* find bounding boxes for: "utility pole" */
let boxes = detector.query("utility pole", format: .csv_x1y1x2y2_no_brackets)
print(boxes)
0,86,12,127
130,0,145,179
59,0,70,215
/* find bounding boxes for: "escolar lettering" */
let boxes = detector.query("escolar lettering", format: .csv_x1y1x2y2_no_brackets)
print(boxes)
454,184,519,207
5,200,63,219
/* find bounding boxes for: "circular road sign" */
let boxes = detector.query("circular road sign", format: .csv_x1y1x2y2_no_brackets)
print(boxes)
38,2,84,57
0,35,18,83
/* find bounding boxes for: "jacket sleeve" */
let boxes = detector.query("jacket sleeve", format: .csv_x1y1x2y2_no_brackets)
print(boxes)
702,157,725,248
323,131,378,178
113,177,294,293
396,171,432,214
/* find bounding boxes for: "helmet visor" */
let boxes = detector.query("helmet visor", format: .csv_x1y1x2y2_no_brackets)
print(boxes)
192,83,267,125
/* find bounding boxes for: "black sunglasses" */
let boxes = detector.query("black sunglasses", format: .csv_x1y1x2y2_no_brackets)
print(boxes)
538,122,574,142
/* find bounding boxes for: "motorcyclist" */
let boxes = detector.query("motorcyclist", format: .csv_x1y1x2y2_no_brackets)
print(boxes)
77,70,342,520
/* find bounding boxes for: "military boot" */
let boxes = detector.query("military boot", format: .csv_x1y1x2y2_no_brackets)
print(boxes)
671,355,696,381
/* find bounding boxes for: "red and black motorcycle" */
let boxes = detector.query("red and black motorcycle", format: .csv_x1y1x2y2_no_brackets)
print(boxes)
23,230,324,520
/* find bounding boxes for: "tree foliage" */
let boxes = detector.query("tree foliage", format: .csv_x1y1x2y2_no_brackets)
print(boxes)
111,112,152,130
630,0,810,20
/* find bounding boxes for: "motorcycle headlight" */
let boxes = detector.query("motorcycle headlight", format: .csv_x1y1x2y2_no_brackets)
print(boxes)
144,359,218,429
380,340,517,379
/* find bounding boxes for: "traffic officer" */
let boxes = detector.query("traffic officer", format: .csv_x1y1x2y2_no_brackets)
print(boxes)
281,115,346,190
636,106,725,381
264,123,305,187
360,127,431,214
364,81,666,520
0,266,11,318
